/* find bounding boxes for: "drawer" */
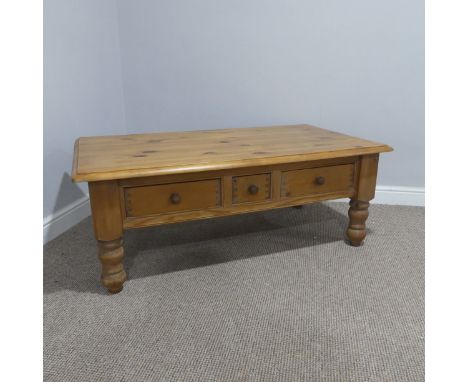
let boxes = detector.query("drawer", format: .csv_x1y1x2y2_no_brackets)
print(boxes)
281,164,355,198
124,179,221,217
232,173,271,204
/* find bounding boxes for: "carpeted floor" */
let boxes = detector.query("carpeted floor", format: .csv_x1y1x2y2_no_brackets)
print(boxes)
43,202,424,382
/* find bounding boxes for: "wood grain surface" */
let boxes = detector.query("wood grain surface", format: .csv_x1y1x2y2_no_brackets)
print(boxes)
72,124,392,182
124,178,221,217
232,173,271,204
281,164,355,198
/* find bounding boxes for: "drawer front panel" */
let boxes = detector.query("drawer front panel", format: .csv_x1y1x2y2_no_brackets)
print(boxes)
281,164,354,198
232,173,271,204
124,179,221,217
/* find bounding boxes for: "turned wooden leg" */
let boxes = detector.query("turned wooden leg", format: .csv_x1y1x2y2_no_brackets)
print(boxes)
346,154,379,247
346,199,370,246
98,238,127,294
89,180,126,294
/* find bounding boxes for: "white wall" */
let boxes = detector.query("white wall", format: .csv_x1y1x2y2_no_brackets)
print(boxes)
116,0,424,188
43,0,126,223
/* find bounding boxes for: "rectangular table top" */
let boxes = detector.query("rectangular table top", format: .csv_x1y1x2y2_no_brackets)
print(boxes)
72,124,392,182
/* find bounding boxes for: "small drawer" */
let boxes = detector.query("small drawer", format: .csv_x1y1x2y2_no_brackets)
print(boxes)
281,164,354,198
124,179,221,217
232,173,271,204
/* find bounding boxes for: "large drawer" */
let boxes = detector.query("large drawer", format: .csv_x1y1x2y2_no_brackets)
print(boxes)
124,179,221,217
281,164,355,198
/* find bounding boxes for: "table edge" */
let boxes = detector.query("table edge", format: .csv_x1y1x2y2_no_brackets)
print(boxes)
72,144,393,183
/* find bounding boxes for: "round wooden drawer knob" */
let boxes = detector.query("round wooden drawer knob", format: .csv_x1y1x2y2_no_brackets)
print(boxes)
248,184,259,195
315,176,325,185
170,192,181,204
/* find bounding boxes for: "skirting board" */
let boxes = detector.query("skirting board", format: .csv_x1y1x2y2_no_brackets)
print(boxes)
331,186,425,206
43,185,424,244
372,185,425,206
43,195,91,244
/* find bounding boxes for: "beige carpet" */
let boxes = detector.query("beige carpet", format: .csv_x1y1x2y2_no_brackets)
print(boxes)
44,202,424,381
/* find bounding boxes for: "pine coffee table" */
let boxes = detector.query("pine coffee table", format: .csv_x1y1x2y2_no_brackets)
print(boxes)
72,124,392,293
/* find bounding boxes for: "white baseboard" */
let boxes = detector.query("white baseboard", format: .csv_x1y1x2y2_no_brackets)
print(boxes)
331,185,425,206
43,195,91,244
373,185,425,206
42,185,424,244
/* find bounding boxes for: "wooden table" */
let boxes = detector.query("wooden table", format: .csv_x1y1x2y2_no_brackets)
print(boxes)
72,124,392,293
